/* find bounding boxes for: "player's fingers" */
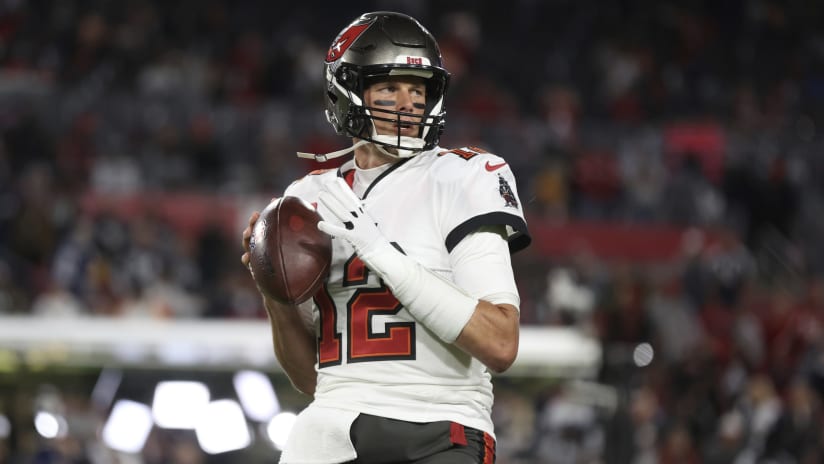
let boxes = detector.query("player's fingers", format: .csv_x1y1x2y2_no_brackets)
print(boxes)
241,226,252,250
241,251,250,269
317,220,346,238
321,177,359,210
242,211,260,249
318,191,353,222
332,177,363,206
248,211,260,228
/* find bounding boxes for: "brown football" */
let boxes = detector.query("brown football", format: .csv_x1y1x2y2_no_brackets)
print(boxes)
249,196,332,304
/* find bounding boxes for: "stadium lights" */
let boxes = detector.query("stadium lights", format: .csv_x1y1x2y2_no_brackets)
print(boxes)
233,370,281,422
34,411,68,439
102,400,153,454
266,412,297,451
151,380,210,429
633,343,654,367
195,399,252,454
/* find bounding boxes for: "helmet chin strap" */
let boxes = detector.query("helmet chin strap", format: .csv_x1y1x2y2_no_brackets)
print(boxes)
297,140,370,162
296,137,423,162
297,116,427,161
373,144,401,158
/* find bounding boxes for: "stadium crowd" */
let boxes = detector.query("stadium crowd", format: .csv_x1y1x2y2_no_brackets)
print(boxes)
2,0,824,462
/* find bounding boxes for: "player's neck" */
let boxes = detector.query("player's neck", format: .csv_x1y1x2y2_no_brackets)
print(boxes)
353,140,398,170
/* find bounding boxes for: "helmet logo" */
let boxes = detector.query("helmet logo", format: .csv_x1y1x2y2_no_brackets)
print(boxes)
406,57,423,65
326,23,370,62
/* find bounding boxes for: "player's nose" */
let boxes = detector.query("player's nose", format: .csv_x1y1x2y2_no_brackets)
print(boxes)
396,89,415,112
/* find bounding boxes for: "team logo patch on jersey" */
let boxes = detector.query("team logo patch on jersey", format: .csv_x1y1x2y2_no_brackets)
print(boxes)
498,174,519,208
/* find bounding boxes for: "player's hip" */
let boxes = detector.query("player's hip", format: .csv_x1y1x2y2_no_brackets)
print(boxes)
280,405,495,464
346,413,495,464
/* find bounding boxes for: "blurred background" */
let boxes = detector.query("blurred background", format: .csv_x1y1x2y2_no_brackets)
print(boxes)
2,0,824,462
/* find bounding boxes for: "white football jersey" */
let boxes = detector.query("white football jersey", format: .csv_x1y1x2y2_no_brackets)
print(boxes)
283,145,530,436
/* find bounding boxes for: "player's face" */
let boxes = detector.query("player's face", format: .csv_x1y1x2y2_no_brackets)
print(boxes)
363,76,427,138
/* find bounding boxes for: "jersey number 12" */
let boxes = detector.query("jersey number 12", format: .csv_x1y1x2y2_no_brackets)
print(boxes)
315,255,416,367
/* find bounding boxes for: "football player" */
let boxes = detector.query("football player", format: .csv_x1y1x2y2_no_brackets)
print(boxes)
242,11,531,463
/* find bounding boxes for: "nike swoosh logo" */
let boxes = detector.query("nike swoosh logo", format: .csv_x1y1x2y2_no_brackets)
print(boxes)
485,161,507,172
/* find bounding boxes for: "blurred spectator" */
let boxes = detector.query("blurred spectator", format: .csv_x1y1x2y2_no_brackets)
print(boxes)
491,382,537,462
29,278,86,318
763,377,822,462
531,385,603,463
647,273,703,365
544,267,595,328
617,130,666,222
703,410,747,464
735,373,784,461
662,153,725,226
595,266,653,385
657,422,701,464
603,384,662,464
0,260,28,314
569,148,623,219
539,85,581,148
531,156,569,219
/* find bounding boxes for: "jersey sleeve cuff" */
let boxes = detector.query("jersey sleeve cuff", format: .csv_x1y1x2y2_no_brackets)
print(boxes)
445,212,531,254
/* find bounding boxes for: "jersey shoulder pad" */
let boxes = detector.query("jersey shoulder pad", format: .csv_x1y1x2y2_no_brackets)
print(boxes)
307,168,336,176
436,145,493,161
432,146,508,181
284,168,335,198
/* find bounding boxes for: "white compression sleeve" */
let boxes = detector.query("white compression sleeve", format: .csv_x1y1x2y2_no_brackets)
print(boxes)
450,226,520,308
360,243,478,343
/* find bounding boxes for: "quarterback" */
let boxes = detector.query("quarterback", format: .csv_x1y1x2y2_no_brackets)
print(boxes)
241,11,530,464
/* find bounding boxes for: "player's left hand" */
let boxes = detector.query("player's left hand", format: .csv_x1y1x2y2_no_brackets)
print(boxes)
317,178,389,258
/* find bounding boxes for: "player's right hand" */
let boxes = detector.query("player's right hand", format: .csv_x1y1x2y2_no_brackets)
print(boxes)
241,210,260,273
317,178,388,260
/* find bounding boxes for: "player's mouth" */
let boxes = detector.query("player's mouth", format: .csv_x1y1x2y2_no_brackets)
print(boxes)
394,120,419,131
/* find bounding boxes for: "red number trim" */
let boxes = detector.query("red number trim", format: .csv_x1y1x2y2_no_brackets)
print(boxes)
343,255,369,287
347,287,415,362
437,147,486,160
316,285,342,367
